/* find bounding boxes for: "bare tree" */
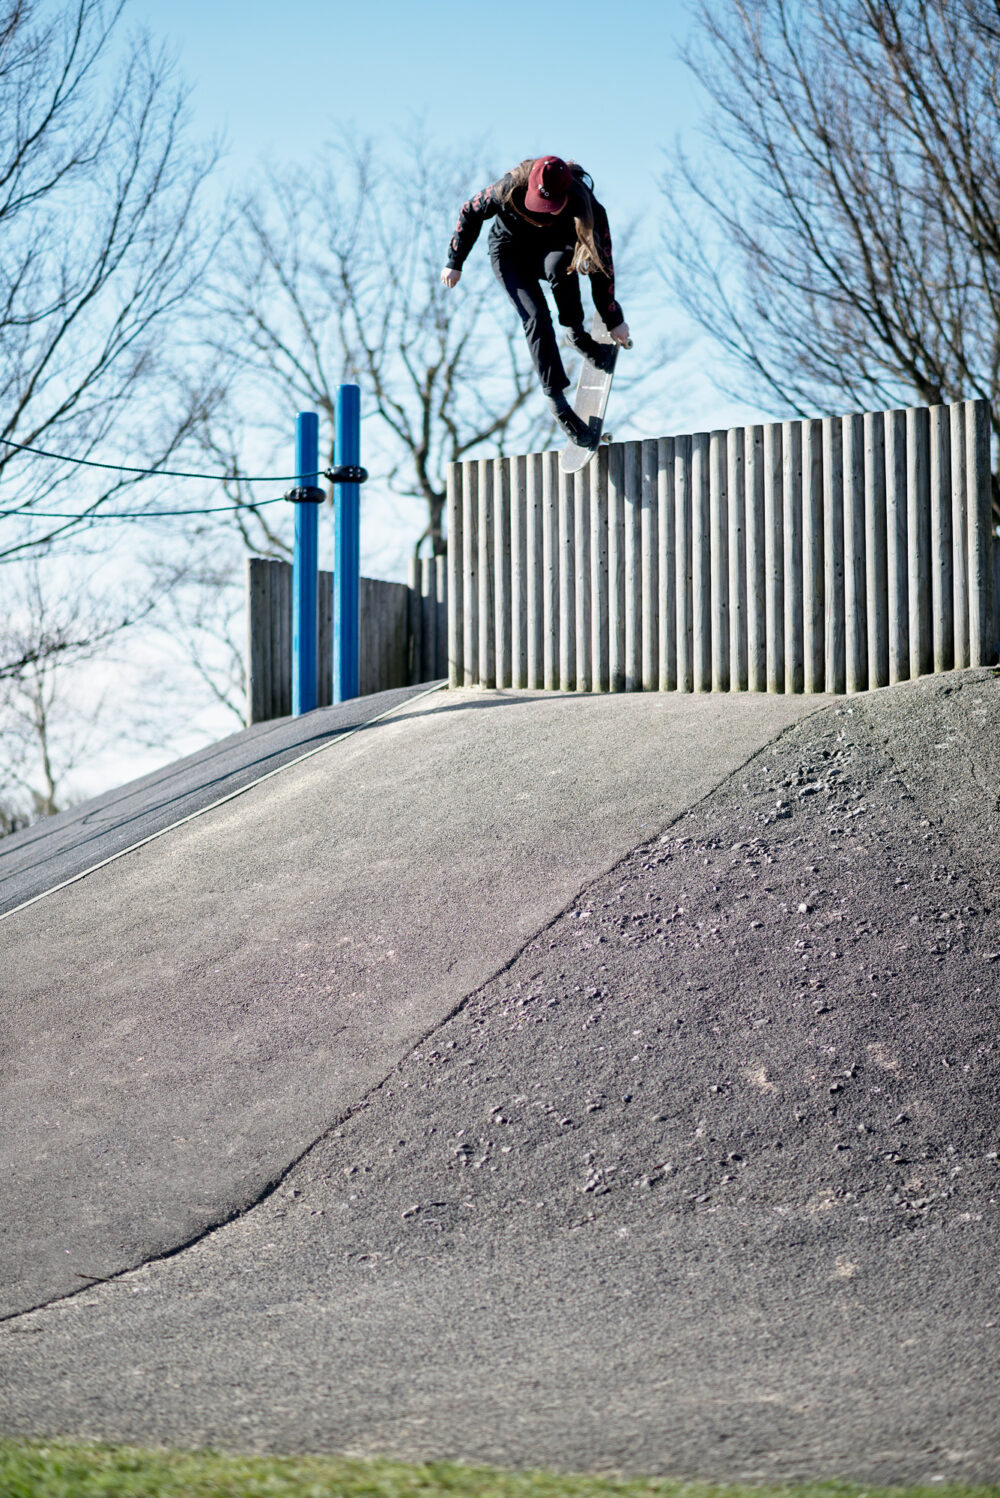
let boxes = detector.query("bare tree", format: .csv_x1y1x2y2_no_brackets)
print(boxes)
0,564,156,823
0,0,231,824
0,0,224,568
663,0,1000,517
207,133,588,559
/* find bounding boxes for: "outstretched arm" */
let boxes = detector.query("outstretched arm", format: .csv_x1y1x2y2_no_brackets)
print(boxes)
442,181,502,282
589,200,627,338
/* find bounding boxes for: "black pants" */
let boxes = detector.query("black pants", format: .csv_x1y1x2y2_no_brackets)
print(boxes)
489,241,584,395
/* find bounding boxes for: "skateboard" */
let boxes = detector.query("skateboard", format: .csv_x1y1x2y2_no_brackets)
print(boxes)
559,313,631,474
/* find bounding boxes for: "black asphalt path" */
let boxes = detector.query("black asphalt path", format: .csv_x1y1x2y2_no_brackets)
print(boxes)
0,683,440,916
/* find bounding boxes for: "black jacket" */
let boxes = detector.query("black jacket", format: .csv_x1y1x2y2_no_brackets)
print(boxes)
446,170,625,330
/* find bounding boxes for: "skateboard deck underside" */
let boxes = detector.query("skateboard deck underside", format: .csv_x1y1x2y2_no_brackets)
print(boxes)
559,313,618,474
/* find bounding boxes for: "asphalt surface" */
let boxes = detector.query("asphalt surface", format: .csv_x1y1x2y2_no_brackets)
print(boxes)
0,683,439,917
0,685,818,1321
2,672,997,1484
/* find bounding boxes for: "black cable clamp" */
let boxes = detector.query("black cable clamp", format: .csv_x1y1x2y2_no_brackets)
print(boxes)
326,465,368,485
285,466,368,503
284,485,326,504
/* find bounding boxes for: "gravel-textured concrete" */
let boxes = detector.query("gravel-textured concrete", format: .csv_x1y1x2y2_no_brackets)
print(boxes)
3,673,997,1485
0,686,819,1319
0,683,438,917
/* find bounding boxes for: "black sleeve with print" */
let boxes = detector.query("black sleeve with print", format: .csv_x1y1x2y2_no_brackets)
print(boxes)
588,199,624,331
446,179,504,269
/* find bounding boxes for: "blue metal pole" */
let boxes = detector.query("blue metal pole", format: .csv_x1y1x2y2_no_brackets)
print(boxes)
292,411,320,715
334,384,361,702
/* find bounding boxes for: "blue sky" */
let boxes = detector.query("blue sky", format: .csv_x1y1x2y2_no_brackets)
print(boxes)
52,1,774,799
125,0,766,449
129,0,702,235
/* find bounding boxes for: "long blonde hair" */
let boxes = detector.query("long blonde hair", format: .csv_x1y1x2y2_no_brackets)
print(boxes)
498,159,606,277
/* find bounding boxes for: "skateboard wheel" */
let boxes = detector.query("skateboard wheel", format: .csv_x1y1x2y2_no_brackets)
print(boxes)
601,432,613,444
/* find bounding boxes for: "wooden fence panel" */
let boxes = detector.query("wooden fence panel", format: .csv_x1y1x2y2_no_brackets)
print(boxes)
423,397,997,699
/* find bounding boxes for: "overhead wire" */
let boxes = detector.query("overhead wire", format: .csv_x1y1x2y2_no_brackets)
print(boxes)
0,435,323,483
0,497,288,520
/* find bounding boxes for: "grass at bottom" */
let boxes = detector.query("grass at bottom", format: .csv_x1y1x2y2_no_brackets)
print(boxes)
1,1443,998,1498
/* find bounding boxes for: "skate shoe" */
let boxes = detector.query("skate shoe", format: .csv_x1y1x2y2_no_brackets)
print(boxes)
547,391,599,449
566,325,616,373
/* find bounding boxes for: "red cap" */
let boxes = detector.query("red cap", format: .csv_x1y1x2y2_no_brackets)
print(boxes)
525,156,571,214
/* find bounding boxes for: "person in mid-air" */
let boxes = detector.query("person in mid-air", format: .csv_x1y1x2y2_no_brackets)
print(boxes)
441,155,630,449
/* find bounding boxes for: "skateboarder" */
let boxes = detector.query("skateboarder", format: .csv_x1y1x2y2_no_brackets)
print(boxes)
441,156,631,448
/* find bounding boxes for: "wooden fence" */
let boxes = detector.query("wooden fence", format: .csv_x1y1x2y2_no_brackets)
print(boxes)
447,399,997,694
246,557,447,723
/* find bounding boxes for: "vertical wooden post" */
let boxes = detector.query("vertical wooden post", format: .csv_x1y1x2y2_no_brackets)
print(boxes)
624,440,643,691
843,412,868,693
435,555,448,677
764,422,784,693
745,426,766,692
276,560,292,716
462,459,478,686
407,556,422,685
559,462,576,690
510,456,527,689
967,398,995,666
591,445,610,691
477,457,495,688
728,426,747,691
783,419,803,693
802,419,824,693
421,557,439,682
641,438,659,691
822,417,845,694
885,410,909,685
675,435,694,692
542,451,559,690
246,557,267,725
493,457,511,688
318,569,333,706
950,403,970,671
692,431,712,691
864,411,889,689
526,453,544,690
447,463,463,689
907,405,932,677
929,405,954,674
608,443,626,691
658,436,676,691
257,556,277,721
575,466,591,691
710,429,730,691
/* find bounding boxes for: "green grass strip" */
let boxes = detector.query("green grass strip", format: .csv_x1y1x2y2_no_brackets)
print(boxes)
1,1442,998,1498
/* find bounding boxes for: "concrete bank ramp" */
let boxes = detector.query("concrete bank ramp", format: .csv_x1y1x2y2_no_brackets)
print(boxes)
0,686,820,1318
0,684,435,917
2,670,999,1485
